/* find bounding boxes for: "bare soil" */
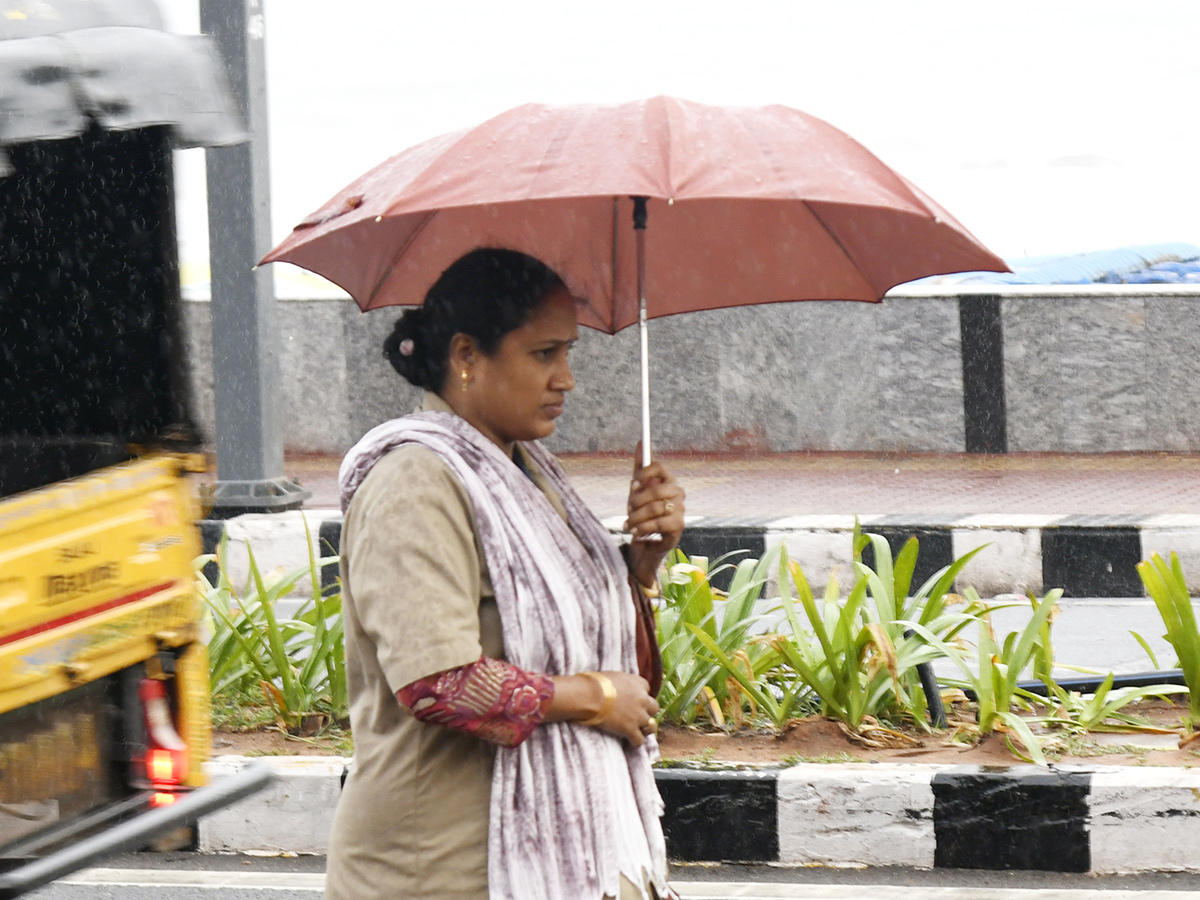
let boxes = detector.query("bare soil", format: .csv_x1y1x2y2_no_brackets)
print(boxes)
212,698,1200,768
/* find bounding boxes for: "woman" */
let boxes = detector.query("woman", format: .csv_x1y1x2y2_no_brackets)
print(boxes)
327,249,685,900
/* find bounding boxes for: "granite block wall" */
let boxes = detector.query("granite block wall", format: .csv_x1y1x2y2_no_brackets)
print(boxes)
339,302,422,440
1146,295,1200,450
182,286,1200,455
1004,295,1148,452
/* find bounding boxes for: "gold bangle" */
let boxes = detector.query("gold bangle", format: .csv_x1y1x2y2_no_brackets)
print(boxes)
578,671,616,726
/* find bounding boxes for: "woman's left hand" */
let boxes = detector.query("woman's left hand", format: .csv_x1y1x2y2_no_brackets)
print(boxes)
624,446,685,587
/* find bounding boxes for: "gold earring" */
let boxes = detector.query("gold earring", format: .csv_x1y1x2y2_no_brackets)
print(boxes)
461,369,469,392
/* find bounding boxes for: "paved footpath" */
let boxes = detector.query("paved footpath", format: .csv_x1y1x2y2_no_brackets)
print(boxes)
211,450,1200,601
282,450,1200,519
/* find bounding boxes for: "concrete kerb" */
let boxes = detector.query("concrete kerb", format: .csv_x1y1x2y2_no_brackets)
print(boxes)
199,757,344,855
199,756,1200,874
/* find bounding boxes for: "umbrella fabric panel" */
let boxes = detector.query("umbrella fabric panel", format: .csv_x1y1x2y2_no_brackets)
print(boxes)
284,197,635,330
390,100,670,211
807,200,1018,298
293,127,475,228
290,97,933,225
657,98,925,208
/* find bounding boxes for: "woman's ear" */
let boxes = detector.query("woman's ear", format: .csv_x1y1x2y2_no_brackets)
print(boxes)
447,333,478,371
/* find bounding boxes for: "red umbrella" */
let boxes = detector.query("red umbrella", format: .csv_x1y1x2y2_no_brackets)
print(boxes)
263,96,1007,462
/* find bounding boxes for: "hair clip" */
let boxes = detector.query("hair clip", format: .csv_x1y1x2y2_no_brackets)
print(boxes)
399,339,414,356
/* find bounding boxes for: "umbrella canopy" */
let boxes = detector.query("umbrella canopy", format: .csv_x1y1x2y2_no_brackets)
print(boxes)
263,96,1007,333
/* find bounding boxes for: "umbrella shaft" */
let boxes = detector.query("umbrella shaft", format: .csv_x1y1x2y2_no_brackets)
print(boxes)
640,302,651,469
637,224,651,469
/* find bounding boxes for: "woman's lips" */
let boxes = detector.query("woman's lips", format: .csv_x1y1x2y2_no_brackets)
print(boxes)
544,402,564,418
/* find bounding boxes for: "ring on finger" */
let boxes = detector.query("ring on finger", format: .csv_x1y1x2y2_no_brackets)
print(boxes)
663,501,675,513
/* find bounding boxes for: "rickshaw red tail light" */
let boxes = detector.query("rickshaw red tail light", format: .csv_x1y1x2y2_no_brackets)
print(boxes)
139,677,189,786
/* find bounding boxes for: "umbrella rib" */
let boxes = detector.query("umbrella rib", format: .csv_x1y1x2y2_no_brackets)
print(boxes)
802,200,881,299
728,110,879,300
610,196,619,332
364,210,439,308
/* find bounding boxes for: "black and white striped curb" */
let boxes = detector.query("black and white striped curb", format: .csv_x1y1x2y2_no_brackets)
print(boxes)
200,758,1200,874
200,511,1200,598
655,764,1200,874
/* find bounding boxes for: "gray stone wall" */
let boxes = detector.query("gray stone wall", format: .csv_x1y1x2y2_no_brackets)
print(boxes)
1001,290,1200,452
181,285,1200,455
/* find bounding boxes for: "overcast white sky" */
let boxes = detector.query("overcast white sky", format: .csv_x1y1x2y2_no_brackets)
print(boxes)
159,0,1200,288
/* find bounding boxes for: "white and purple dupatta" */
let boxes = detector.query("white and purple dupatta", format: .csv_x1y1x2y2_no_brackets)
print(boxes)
340,411,667,900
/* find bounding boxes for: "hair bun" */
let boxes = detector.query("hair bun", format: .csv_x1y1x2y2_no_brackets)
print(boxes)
383,307,432,387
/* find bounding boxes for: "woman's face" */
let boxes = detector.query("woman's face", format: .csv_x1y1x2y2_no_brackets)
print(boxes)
457,285,578,452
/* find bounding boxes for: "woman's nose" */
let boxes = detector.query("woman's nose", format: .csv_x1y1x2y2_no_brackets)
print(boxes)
554,359,575,392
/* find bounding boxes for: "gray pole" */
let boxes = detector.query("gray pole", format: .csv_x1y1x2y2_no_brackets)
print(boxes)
200,0,307,515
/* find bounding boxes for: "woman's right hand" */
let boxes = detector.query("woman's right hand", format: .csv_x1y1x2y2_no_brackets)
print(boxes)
546,671,660,747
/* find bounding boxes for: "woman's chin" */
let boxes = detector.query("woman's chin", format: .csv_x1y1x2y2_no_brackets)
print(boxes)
503,422,556,445
529,418,558,441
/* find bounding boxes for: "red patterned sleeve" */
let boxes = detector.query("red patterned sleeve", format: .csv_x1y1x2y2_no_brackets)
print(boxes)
396,656,555,747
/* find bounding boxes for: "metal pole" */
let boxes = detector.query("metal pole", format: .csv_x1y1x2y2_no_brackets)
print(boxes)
633,196,651,469
200,0,307,516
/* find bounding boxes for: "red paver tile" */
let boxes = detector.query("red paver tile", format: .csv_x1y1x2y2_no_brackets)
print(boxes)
275,451,1200,520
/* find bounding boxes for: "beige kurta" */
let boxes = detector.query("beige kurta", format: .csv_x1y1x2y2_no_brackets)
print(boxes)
325,395,572,900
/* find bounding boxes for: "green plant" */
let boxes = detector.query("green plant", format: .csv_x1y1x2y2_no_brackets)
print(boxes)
659,526,998,738
1129,631,1171,670
659,531,1197,765
908,589,1062,764
768,527,989,734
197,520,346,733
769,559,893,730
209,692,277,732
656,548,802,727
657,525,1159,767
1137,552,1200,730
1038,673,1187,735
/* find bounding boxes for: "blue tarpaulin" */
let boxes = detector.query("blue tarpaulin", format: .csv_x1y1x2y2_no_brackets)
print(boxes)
905,242,1200,286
